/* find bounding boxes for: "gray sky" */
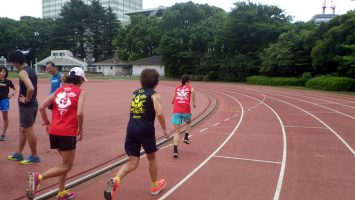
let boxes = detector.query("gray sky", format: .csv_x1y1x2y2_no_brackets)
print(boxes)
0,0,354,21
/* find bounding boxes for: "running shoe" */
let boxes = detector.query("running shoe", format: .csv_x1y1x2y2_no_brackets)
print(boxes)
56,190,76,200
104,178,119,200
0,134,7,141
183,137,190,144
151,179,167,195
8,153,23,161
27,172,40,200
21,155,40,165
173,151,179,158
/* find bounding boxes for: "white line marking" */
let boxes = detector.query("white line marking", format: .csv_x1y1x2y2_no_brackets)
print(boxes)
285,125,327,129
160,144,173,150
214,155,281,165
159,92,245,200
199,128,208,133
264,94,355,156
224,118,230,122
309,111,336,114
233,114,238,117
213,123,220,126
226,90,287,200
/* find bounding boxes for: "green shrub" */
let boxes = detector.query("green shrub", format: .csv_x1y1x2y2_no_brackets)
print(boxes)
246,76,306,86
306,76,355,91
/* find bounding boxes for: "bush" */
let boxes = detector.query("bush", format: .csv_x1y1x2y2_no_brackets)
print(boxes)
306,76,355,91
246,76,306,86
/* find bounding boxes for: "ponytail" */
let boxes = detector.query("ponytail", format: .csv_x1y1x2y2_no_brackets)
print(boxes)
181,75,190,86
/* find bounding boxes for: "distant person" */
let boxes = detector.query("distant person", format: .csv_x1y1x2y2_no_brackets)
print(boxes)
46,62,64,109
171,75,196,158
27,67,87,200
0,66,17,141
104,69,168,200
7,50,40,165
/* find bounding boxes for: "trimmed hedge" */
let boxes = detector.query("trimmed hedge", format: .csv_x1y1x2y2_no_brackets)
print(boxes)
246,76,306,86
306,76,355,91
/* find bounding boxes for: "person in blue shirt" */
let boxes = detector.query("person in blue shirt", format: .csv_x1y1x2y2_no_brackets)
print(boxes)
46,62,64,110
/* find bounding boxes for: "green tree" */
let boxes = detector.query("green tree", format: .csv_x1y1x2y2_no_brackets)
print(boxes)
260,22,315,76
114,15,161,61
158,2,226,77
220,1,292,81
51,0,89,58
0,18,19,57
311,10,355,76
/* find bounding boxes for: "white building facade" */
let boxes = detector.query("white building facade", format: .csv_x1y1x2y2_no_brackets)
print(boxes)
42,0,142,22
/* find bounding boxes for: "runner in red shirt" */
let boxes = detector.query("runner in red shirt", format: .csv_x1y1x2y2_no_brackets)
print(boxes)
26,67,87,200
171,75,196,158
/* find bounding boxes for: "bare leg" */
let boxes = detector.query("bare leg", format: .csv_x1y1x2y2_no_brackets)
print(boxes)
147,153,157,182
22,127,38,156
42,150,75,182
2,112,8,135
116,156,139,179
173,124,181,146
185,122,191,134
17,127,27,154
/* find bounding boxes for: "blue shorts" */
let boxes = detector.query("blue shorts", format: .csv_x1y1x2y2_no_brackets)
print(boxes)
0,98,9,112
172,113,192,125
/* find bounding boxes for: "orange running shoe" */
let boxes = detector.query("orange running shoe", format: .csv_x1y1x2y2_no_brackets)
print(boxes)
151,179,167,195
104,178,119,200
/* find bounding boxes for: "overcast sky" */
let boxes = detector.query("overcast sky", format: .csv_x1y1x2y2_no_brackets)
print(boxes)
0,0,354,21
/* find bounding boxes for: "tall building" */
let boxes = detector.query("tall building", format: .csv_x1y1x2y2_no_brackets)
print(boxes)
42,0,142,22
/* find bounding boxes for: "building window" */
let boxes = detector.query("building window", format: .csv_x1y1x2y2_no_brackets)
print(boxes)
99,67,101,70
110,67,113,70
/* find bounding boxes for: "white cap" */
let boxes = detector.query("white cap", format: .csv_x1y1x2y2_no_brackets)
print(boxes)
69,67,88,82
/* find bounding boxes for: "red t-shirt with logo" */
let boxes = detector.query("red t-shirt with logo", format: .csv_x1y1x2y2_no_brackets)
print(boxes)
48,84,81,137
173,84,192,114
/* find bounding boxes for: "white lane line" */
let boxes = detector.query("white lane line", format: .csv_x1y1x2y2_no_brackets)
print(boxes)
233,114,238,117
159,92,244,200
199,128,208,133
309,111,336,114
285,125,327,129
160,144,173,150
213,123,220,126
224,118,230,122
214,155,281,165
264,94,355,156
227,90,287,200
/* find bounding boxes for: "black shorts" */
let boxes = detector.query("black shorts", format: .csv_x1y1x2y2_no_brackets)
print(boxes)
19,104,38,128
125,133,157,157
49,135,77,151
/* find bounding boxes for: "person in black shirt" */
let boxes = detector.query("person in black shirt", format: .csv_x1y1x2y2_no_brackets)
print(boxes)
104,69,168,199
7,50,40,165
0,66,17,141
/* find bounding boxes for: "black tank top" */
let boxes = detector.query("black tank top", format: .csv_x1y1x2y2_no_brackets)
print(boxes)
19,66,37,107
127,88,157,135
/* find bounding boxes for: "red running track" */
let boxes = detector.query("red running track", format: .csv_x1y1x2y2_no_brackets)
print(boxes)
1,81,354,200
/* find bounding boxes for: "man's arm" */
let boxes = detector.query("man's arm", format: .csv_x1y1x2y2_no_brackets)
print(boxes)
77,90,86,141
152,93,168,138
19,70,34,103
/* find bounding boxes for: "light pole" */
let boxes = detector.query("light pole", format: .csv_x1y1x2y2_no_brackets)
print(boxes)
35,58,38,73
